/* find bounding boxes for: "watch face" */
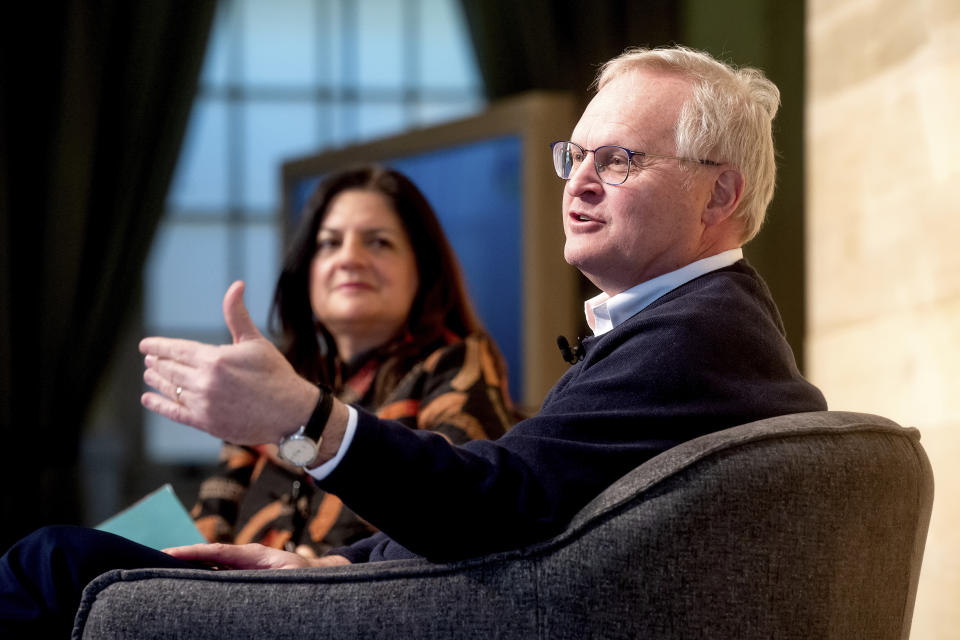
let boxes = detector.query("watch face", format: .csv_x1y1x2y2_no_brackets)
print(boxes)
279,436,318,467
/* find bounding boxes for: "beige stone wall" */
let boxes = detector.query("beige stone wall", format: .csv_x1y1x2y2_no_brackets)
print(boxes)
807,0,960,636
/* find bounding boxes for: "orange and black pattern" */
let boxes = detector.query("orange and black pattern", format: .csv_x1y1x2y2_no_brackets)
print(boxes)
191,333,515,556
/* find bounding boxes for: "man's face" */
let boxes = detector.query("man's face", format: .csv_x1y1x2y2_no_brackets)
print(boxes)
562,69,717,295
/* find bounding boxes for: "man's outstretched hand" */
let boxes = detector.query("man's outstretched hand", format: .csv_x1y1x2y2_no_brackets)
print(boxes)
139,280,320,445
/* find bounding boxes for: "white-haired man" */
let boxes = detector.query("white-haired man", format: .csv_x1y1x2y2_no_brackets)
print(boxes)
1,47,826,635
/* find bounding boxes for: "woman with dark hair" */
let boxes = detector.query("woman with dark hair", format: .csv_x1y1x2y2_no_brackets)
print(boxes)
191,165,515,557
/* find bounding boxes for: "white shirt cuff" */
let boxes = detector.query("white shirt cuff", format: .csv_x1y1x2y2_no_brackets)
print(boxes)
306,405,358,482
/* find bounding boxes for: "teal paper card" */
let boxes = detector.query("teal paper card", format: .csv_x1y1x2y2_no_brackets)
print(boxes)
96,483,207,550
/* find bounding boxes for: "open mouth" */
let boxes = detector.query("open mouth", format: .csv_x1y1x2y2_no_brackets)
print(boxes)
570,211,602,224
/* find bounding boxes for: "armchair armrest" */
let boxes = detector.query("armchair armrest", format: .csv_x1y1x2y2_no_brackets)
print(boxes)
76,553,538,638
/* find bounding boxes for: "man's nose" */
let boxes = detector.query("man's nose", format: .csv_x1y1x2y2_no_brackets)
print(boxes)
565,155,603,196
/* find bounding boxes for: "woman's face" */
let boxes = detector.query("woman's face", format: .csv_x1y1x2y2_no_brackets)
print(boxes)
309,189,419,355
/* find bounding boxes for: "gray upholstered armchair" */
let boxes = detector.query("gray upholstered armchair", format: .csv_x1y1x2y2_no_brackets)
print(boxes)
73,411,933,639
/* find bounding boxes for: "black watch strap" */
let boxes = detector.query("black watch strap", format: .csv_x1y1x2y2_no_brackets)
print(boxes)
302,384,334,442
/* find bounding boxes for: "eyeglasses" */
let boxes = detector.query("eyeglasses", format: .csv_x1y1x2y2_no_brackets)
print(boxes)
549,140,721,186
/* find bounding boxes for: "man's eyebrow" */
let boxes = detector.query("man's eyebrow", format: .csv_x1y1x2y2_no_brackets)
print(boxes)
568,138,653,151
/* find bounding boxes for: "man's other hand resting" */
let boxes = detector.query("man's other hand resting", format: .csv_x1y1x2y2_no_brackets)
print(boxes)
164,543,351,570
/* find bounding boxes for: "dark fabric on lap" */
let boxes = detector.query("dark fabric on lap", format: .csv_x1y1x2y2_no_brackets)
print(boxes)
0,525,195,637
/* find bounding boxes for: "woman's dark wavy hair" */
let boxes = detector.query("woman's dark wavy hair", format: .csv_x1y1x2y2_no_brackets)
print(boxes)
270,164,490,389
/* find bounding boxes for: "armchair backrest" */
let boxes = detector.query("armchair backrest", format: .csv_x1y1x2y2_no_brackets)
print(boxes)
533,410,933,639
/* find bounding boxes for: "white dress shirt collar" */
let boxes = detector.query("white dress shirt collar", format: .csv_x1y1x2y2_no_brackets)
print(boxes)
584,248,744,336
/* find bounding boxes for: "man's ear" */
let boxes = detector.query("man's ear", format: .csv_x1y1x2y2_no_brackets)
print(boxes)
702,169,744,227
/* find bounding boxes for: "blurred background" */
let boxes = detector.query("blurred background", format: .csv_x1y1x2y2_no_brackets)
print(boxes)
0,0,956,635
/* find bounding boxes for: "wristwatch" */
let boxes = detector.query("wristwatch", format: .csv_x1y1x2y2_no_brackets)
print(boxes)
277,385,334,468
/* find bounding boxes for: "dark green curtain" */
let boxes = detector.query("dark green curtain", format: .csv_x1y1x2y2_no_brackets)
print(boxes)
458,0,679,104
0,1,216,551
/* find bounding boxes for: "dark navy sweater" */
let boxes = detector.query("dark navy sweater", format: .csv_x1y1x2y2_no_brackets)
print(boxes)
322,261,827,563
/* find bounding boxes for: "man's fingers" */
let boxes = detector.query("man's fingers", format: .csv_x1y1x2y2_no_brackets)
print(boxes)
143,355,194,390
140,391,200,429
164,543,306,570
163,543,227,561
142,367,190,405
310,555,352,567
139,336,204,360
222,280,263,344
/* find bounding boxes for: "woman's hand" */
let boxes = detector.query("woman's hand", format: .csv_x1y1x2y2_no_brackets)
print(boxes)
164,542,351,570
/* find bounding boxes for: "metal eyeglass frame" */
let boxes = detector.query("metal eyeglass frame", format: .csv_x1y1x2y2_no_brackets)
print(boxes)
550,140,721,186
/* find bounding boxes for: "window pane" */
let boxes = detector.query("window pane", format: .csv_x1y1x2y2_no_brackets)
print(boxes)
329,101,359,146
145,412,222,463
199,1,234,87
316,0,345,86
243,102,319,210
241,0,316,87
241,223,281,330
168,99,229,212
419,0,481,89
357,0,405,89
357,101,406,141
414,97,484,127
312,102,339,150
145,222,230,330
